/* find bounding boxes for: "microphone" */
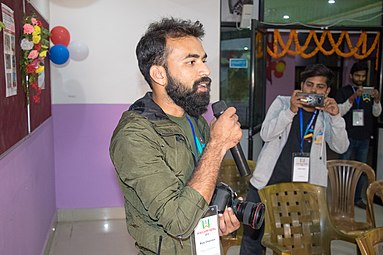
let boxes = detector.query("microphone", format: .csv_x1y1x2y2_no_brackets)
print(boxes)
212,100,251,177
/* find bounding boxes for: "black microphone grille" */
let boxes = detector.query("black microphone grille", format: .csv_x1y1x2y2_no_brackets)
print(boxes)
212,100,228,118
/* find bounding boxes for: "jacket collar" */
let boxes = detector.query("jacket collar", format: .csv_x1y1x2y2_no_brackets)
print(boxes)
129,92,168,121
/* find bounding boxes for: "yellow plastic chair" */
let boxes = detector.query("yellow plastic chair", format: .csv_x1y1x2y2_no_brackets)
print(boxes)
217,159,256,199
356,227,383,255
327,160,376,235
259,182,357,255
366,180,383,227
218,159,256,255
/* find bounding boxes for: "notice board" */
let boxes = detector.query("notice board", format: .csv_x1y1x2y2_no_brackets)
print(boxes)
0,0,51,155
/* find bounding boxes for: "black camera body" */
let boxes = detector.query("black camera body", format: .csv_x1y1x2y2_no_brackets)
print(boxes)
297,92,324,107
210,182,265,230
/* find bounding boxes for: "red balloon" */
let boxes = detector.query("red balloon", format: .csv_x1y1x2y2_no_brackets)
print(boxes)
50,26,71,46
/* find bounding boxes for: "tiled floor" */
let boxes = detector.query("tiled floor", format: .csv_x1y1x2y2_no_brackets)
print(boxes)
46,204,383,255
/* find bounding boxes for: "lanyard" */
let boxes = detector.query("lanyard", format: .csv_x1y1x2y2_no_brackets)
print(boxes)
186,116,204,155
299,108,318,153
351,86,361,107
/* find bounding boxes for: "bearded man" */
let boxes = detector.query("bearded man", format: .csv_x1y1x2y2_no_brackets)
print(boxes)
109,17,242,255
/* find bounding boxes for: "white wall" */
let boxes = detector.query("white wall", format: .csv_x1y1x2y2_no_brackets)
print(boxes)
27,0,50,21
49,0,220,104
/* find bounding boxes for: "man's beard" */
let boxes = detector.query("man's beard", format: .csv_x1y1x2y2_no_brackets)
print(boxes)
165,71,211,117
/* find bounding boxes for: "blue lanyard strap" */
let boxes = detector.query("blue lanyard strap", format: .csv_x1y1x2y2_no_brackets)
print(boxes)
299,108,318,153
351,86,361,107
186,116,204,155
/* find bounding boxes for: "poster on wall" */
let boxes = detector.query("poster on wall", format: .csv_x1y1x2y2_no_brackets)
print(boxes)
1,3,17,98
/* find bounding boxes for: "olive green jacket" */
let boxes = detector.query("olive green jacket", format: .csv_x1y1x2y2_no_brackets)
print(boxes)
110,92,211,254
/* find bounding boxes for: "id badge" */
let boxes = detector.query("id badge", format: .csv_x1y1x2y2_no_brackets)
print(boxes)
192,205,221,255
352,109,364,126
292,153,310,182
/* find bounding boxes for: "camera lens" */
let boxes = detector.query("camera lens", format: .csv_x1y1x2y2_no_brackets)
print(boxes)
232,200,265,229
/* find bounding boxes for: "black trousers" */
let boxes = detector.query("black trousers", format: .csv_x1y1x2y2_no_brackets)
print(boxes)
239,183,265,255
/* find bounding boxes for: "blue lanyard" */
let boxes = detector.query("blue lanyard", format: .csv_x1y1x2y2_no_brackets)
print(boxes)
299,108,318,153
351,86,361,107
186,116,204,155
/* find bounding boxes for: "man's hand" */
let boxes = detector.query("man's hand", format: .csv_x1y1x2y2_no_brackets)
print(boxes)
188,107,242,203
349,87,362,104
318,97,339,116
218,207,240,236
209,107,242,154
372,89,380,103
290,90,305,113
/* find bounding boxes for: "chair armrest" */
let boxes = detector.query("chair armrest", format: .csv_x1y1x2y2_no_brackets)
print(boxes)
261,234,292,255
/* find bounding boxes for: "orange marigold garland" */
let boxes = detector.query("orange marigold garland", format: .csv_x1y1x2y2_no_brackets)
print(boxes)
267,29,380,70
20,15,50,104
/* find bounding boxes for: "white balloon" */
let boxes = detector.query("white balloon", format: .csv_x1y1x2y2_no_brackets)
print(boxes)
68,41,89,61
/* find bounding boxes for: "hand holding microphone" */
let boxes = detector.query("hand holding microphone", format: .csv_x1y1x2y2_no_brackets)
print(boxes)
212,100,251,177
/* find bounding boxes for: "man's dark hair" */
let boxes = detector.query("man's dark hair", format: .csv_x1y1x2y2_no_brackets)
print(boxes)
350,61,369,75
300,64,335,88
136,17,205,87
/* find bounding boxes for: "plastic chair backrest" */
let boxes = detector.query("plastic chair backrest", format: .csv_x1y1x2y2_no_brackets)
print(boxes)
327,159,375,231
366,180,383,227
218,159,256,199
259,182,356,255
356,227,383,255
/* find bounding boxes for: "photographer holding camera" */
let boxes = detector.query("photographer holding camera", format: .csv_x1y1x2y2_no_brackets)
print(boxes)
335,61,382,209
240,64,349,255
109,18,243,255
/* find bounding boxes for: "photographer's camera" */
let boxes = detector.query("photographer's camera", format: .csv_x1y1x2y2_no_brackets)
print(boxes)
210,182,265,230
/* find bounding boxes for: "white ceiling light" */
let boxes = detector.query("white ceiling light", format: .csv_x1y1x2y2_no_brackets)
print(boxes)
283,15,290,19
328,0,335,4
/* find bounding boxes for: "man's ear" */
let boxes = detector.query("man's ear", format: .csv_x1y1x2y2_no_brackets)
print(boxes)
326,87,331,96
150,65,167,86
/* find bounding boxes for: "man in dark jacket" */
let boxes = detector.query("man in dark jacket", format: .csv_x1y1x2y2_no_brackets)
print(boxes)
336,61,381,209
110,17,242,254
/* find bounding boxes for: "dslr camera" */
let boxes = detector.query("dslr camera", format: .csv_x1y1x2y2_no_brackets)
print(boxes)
297,92,324,107
210,182,265,230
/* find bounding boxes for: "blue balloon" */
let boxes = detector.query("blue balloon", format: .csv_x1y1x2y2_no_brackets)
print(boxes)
49,44,70,65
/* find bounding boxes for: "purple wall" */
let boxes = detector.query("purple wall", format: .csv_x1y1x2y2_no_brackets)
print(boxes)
266,55,296,109
52,104,215,209
53,104,127,208
0,119,56,255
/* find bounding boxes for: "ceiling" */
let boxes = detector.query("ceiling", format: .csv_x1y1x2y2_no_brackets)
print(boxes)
263,0,382,27
223,0,382,27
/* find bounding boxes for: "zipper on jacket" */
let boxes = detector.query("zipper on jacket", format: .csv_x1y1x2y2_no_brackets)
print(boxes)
177,237,184,249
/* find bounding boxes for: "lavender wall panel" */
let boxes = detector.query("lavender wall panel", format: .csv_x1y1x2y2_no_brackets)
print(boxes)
0,120,56,255
53,104,214,209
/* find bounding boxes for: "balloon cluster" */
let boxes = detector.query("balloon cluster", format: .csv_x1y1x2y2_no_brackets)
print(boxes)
49,26,89,65
267,60,286,81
